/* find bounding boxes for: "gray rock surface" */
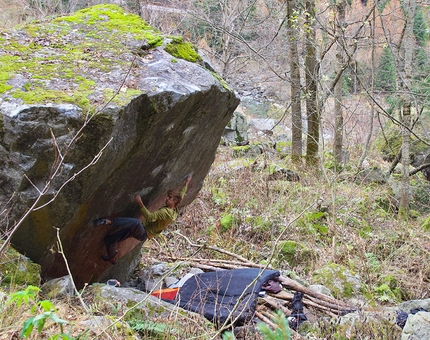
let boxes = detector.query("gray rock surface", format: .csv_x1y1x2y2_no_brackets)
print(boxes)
222,111,248,146
402,311,430,340
41,275,75,299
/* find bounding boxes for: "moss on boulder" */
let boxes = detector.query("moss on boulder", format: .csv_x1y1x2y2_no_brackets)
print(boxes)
0,243,40,288
277,240,315,269
164,36,202,63
373,120,429,162
312,263,361,299
0,4,204,112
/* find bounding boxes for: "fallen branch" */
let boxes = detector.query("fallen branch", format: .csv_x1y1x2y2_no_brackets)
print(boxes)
259,295,291,316
255,311,276,329
270,290,353,316
169,257,269,269
264,292,343,318
174,231,255,264
182,261,221,271
278,276,356,311
256,308,304,339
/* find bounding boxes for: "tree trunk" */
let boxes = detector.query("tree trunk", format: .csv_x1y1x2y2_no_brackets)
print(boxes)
358,8,376,171
287,0,302,163
398,0,416,218
399,102,411,217
304,0,319,166
333,0,346,166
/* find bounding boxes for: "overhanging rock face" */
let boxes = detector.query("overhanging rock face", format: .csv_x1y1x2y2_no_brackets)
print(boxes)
0,5,239,288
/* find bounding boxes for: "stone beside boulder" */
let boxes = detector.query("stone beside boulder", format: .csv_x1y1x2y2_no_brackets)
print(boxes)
41,275,74,299
221,111,248,146
402,311,430,340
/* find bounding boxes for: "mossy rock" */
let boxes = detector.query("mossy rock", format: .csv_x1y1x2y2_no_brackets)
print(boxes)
231,144,263,158
372,120,430,162
335,312,402,339
277,240,315,269
0,4,203,113
91,285,215,339
79,314,137,339
164,36,202,63
274,141,292,158
0,243,40,288
312,263,360,299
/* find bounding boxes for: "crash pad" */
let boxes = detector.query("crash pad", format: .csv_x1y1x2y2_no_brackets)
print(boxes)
151,287,180,300
176,268,280,325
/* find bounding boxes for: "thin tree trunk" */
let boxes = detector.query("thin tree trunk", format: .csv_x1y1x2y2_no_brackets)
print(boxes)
358,8,376,170
304,0,319,166
399,102,411,217
333,0,346,166
398,0,416,218
287,0,302,163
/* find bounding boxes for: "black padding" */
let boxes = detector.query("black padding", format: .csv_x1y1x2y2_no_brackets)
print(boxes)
177,268,280,325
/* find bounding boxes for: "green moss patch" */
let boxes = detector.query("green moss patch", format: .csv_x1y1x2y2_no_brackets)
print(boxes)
0,242,41,288
312,263,360,299
164,36,202,63
0,4,165,111
373,120,430,162
277,240,315,269
54,4,154,34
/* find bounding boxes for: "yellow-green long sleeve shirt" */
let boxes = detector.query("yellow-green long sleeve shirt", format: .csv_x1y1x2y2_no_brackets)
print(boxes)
140,185,188,238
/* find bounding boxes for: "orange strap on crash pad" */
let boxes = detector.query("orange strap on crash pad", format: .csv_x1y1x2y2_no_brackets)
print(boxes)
151,287,179,300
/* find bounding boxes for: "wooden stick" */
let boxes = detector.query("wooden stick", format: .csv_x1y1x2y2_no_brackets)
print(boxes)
261,310,278,321
183,262,220,271
264,292,342,317
271,290,350,313
278,276,357,310
260,295,291,316
174,231,254,264
267,290,352,316
257,309,304,340
255,311,277,329
169,257,270,269
304,294,355,314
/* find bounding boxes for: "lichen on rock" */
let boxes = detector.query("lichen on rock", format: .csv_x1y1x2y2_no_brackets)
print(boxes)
0,241,41,288
312,263,361,299
0,4,207,112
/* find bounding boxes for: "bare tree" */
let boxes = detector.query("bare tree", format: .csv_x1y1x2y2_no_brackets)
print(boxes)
398,0,416,217
357,8,376,171
304,0,319,166
333,0,346,166
287,0,303,163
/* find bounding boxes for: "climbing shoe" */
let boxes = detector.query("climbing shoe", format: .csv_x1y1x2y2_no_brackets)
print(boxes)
93,218,109,227
101,255,117,265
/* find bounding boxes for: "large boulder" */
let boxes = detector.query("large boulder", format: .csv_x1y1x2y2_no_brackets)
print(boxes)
0,5,239,288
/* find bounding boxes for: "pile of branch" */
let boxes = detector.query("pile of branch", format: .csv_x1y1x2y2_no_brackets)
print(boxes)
165,232,359,333
262,277,356,315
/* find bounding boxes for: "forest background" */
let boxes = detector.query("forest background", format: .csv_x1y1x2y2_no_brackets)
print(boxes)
1,0,430,339
4,0,428,214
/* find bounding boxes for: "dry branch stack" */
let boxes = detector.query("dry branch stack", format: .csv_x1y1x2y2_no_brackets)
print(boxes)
166,234,359,332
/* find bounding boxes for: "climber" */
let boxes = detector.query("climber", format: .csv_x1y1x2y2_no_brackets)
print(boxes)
94,174,192,264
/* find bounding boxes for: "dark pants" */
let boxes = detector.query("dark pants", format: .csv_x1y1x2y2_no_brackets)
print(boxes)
104,217,148,260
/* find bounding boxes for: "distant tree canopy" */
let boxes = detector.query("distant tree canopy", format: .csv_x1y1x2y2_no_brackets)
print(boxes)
413,7,428,47
375,47,397,93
